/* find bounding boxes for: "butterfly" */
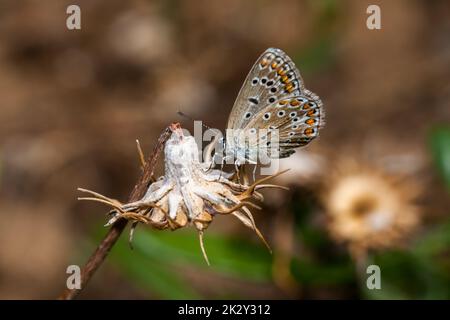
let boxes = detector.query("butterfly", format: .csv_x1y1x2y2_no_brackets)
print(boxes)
222,48,324,166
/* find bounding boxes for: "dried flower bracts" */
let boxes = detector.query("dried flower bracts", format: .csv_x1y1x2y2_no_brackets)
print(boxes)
78,123,288,264
322,161,420,260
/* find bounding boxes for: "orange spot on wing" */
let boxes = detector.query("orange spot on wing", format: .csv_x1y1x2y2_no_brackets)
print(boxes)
306,119,315,125
271,62,278,69
260,59,268,67
304,128,314,136
290,100,300,106
307,109,316,117
285,84,293,92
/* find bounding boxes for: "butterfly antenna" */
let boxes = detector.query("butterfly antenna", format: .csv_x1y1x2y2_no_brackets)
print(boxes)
177,111,211,131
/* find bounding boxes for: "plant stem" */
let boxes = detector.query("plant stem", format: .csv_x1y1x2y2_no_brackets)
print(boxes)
58,126,172,300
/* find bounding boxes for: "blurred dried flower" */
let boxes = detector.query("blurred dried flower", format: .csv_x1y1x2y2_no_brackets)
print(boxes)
322,160,421,259
275,150,325,186
108,11,173,64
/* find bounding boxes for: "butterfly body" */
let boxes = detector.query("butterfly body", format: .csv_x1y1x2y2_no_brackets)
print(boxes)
225,48,324,165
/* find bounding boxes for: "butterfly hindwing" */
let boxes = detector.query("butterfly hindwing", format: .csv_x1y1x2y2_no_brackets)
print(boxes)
243,92,323,158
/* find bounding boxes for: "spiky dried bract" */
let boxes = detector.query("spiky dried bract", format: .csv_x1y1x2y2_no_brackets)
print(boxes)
79,125,287,264
322,161,421,259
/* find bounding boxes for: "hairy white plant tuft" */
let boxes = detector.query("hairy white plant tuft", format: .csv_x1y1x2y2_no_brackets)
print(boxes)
78,123,288,264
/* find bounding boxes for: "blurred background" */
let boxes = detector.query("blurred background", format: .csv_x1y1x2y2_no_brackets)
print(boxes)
0,0,449,299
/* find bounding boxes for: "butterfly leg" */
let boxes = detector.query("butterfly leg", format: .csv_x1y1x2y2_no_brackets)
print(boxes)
233,158,245,184
219,154,231,180
206,157,214,171
206,150,221,171
235,162,240,183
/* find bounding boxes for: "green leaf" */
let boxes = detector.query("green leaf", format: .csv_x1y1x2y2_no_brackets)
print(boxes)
89,223,199,299
291,257,354,285
414,219,450,258
370,239,450,300
97,223,273,298
362,281,411,300
130,227,273,282
429,126,450,190
293,0,339,75
111,240,200,299
292,195,333,250
294,38,335,75
369,250,424,299
411,219,450,298
89,205,276,299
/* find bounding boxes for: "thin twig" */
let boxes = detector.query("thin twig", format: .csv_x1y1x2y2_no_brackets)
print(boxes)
58,125,173,300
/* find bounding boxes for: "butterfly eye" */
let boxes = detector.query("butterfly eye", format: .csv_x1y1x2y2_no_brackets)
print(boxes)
289,112,297,118
244,112,252,119
261,78,267,84
266,80,274,87
292,117,300,122
270,87,277,93
263,112,271,120
249,128,257,134
251,78,259,85
268,97,276,103
289,132,295,137
277,110,286,117
292,124,299,130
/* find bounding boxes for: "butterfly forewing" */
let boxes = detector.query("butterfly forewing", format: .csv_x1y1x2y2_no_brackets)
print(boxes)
227,48,305,130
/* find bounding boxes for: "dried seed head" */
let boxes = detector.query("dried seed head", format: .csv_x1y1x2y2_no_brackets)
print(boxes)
78,126,288,264
322,160,421,259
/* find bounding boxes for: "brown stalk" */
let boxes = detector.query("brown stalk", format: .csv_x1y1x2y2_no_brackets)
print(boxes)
58,125,173,300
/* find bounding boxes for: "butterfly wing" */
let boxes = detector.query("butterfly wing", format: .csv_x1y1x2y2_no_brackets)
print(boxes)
226,48,323,160
243,92,324,159
227,48,305,131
